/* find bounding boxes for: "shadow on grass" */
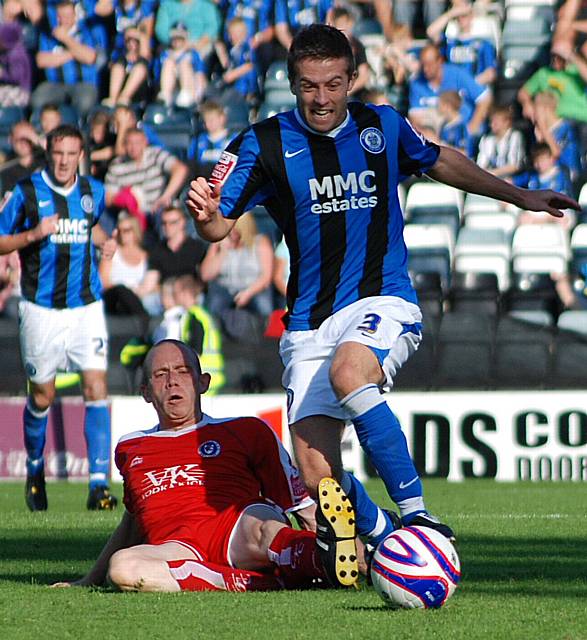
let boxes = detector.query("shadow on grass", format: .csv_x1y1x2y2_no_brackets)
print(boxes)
460,536,587,583
2,532,107,563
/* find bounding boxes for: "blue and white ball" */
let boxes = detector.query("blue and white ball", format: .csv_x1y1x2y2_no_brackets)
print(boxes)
370,526,461,609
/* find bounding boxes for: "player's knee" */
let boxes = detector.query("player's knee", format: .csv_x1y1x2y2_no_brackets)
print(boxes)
82,378,108,402
30,388,55,412
107,549,142,591
329,357,361,399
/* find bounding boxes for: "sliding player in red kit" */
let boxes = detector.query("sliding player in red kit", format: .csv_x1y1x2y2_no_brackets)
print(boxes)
53,340,358,592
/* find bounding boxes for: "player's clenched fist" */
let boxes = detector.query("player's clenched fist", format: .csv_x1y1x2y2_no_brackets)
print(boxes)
33,214,59,242
186,177,221,222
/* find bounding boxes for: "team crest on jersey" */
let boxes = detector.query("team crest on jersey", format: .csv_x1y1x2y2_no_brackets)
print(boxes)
360,127,386,154
198,440,221,457
80,194,94,214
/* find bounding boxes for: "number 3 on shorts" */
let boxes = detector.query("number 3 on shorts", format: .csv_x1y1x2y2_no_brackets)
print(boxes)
356,313,382,334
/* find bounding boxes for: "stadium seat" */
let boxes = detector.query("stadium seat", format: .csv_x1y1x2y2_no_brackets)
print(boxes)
463,209,519,237
511,223,571,275
405,181,463,220
504,272,560,317
404,223,454,290
394,317,437,390
494,314,554,387
353,17,383,37
448,271,501,316
434,311,495,388
453,227,512,291
263,61,289,93
500,43,549,82
570,223,587,275
553,310,587,387
501,18,551,47
143,105,194,132
463,193,502,216
405,182,463,240
410,270,444,318
263,88,297,109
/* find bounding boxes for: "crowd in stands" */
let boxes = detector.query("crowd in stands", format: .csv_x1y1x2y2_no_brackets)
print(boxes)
1,0,587,377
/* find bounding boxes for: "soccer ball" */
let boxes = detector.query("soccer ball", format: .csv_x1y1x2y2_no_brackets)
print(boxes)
370,526,461,609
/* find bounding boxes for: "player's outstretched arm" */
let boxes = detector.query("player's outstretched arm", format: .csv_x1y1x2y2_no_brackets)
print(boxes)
51,511,142,588
185,177,236,242
427,145,580,218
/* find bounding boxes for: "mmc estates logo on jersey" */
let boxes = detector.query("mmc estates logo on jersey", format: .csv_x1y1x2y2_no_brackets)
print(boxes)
50,217,90,244
308,170,378,214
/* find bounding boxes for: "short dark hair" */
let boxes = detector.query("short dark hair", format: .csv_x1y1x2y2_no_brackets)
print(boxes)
287,24,355,83
530,142,552,161
46,124,84,153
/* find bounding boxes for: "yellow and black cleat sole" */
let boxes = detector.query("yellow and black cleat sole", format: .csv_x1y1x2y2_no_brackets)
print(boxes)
317,477,359,587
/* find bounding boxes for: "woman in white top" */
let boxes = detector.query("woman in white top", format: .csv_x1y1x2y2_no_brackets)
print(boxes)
99,212,150,339
200,212,274,320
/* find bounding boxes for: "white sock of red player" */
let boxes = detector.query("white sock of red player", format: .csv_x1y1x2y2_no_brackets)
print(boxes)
167,559,283,592
267,528,326,588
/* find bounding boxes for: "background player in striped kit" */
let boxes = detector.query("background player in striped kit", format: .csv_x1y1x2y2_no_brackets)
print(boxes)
187,25,579,552
0,124,118,512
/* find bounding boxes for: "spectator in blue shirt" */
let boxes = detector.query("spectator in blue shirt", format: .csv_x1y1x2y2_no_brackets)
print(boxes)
274,0,334,51
437,90,473,157
408,43,491,136
427,2,496,86
514,143,574,198
188,100,235,169
157,21,207,109
216,17,259,103
533,91,582,182
218,0,274,78
32,0,105,118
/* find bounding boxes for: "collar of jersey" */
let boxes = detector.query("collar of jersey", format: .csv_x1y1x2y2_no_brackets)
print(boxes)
293,108,350,138
41,169,78,198
154,412,212,435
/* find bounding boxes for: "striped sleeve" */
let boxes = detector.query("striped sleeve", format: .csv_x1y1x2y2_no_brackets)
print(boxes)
397,113,441,180
218,128,275,220
0,186,25,235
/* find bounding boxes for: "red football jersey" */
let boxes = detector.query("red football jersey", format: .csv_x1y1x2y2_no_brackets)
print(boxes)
115,415,311,547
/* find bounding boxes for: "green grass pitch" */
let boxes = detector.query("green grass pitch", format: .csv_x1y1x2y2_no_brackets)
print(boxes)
1,479,586,640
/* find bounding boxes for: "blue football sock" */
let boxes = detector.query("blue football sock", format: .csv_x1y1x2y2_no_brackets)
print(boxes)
341,384,426,518
23,399,49,476
341,471,396,544
84,401,111,489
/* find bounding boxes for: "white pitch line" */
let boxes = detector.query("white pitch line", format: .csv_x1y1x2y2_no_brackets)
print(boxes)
444,513,581,520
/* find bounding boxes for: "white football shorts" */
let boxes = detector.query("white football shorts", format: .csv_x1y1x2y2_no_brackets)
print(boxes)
19,299,108,384
280,296,422,424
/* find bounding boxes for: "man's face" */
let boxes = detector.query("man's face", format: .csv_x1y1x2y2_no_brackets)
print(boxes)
291,56,355,133
490,113,509,136
142,342,209,429
40,110,62,135
125,131,147,161
48,135,83,187
421,49,443,82
161,210,185,240
203,110,226,135
57,3,76,30
11,124,36,158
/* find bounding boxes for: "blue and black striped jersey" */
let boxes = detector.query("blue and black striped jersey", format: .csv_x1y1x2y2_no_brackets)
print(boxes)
0,171,105,309
217,102,440,330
